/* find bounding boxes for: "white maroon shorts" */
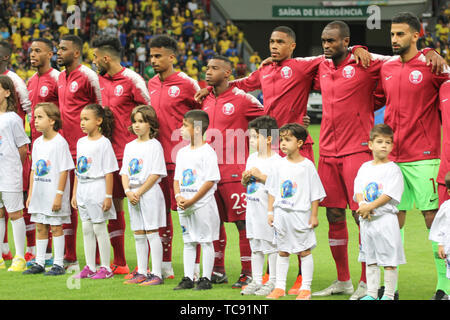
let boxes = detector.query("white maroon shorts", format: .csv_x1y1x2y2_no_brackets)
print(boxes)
76,178,117,223
31,213,71,226
0,191,24,213
249,238,277,255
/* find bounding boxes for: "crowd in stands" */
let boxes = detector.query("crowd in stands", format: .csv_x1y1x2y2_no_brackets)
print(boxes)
0,0,260,85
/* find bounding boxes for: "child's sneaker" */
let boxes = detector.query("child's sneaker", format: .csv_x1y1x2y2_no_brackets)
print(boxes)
0,258,5,269
262,273,270,284
22,263,45,274
360,295,377,300
7,256,26,272
194,277,212,290
162,265,175,279
44,265,66,276
91,267,114,279
349,281,368,300
63,259,79,271
240,280,262,295
255,281,275,296
139,274,164,286
266,288,285,299
174,277,195,290
73,265,96,279
232,274,252,289
288,275,303,295
124,273,147,284
296,289,312,300
380,295,393,300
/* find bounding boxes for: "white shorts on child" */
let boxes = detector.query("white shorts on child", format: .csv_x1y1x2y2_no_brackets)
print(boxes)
128,185,166,231
179,199,220,243
358,213,406,267
31,213,71,226
76,179,116,223
249,238,277,255
273,208,316,254
0,191,24,213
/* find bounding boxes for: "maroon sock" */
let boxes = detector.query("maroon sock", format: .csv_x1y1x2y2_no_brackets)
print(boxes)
108,211,126,266
195,243,201,264
46,230,53,253
358,225,366,283
159,209,173,262
328,220,350,281
238,228,252,275
3,211,8,246
213,224,226,273
23,208,36,248
297,254,302,276
63,208,78,262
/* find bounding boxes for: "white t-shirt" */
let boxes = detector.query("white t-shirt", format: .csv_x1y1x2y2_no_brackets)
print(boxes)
120,138,167,185
28,134,74,216
0,112,30,192
353,161,404,217
267,157,326,212
430,199,450,251
245,151,281,241
174,143,220,214
75,136,118,180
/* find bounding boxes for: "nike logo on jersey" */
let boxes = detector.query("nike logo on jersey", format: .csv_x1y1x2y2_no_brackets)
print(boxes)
262,74,271,79
236,210,246,215
150,90,156,95
385,76,392,80
442,98,448,103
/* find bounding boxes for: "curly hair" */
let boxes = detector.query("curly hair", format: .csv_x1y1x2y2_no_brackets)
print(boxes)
83,104,115,139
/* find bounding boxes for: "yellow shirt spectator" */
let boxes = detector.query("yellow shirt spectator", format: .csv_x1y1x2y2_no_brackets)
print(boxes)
229,55,239,68
10,52,18,66
16,67,27,81
26,69,35,80
58,25,70,36
172,19,182,36
11,33,22,49
32,28,40,39
218,39,231,55
98,17,108,30
438,25,449,43
249,53,261,66
106,0,117,11
94,0,107,10
193,18,204,30
152,2,162,20
21,16,32,30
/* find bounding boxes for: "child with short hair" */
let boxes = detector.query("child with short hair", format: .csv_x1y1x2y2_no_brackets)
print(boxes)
24,102,74,276
173,110,221,291
240,115,280,296
354,124,405,300
0,75,30,271
266,123,326,300
71,104,118,279
429,171,450,288
120,105,167,286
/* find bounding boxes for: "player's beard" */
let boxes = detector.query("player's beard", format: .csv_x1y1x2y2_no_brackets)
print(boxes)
57,56,73,68
392,43,410,56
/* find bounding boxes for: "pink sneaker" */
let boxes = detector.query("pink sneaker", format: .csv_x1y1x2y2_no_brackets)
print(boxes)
91,267,114,279
73,266,96,279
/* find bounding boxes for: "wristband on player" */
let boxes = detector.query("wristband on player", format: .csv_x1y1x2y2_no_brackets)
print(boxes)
55,190,64,195
124,188,131,194
175,193,181,199
268,211,274,216
358,200,368,206
105,194,112,199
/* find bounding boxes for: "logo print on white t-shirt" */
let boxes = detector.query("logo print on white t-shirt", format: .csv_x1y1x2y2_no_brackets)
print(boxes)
69,81,79,93
409,70,423,84
128,158,143,176
363,182,383,202
280,66,292,79
280,180,297,198
222,103,235,115
168,85,180,97
342,65,355,79
247,177,259,194
35,159,51,176
182,169,197,186
114,85,124,96
0,135,2,146
76,156,92,174
39,86,49,97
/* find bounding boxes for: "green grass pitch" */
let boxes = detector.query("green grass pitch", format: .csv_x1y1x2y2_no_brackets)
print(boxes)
0,124,440,300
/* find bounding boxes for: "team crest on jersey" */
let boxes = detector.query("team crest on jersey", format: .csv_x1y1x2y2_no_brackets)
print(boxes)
39,86,49,97
342,65,355,79
363,182,383,202
182,169,197,186
409,70,423,84
69,81,79,93
281,180,297,199
114,85,124,96
247,177,258,194
280,66,292,79
222,103,235,115
168,85,180,97
35,159,51,176
76,156,92,174
128,158,143,176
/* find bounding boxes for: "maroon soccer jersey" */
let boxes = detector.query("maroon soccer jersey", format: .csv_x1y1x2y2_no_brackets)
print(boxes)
315,53,388,157
438,80,450,186
27,68,60,143
202,86,264,183
148,71,201,169
381,52,450,163
58,64,102,157
3,70,32,123
99,67,150,160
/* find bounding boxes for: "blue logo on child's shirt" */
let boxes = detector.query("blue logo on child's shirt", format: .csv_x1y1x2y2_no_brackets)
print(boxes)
364,182,383,202
281,180,297,199
0,135,2,146
35,159,50,176
128,158,143,176
247,177,258,194
76,156,92,174
182,169,197,186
